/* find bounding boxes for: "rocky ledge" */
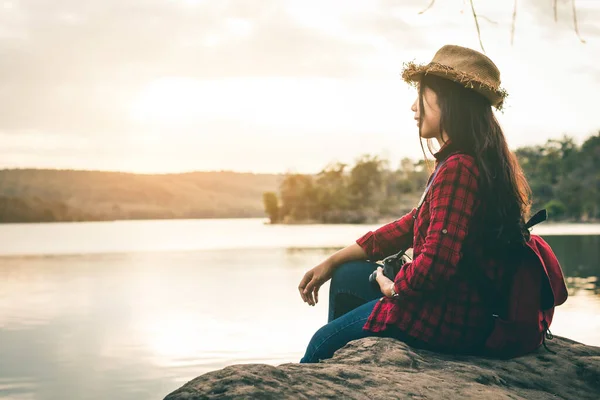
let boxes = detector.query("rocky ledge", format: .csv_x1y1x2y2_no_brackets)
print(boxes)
165,336,600,399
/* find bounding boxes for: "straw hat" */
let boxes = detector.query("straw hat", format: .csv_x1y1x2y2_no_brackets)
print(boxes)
401,45,508,110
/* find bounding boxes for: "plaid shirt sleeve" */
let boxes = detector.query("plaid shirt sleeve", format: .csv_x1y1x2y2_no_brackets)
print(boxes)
393,156,479,299
356,208,417,260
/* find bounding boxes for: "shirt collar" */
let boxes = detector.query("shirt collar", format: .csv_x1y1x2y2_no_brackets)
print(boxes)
433,139,456,162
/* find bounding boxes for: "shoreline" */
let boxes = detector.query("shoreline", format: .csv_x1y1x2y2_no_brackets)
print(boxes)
1,215,600,226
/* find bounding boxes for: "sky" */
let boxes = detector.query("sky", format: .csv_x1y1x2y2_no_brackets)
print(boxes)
0,0,599,174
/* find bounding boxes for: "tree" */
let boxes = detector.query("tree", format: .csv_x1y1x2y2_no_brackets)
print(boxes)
314,162,349,221
262,192,280,224
516,133,600,221
269,133,598,224
279,174,316,222
566,132,600,220
348,155,387,210
544,199,567,219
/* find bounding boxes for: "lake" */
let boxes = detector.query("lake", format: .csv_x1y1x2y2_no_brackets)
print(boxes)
0,218,599,400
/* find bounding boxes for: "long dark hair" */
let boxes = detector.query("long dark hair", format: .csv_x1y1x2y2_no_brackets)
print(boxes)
418,74,532,243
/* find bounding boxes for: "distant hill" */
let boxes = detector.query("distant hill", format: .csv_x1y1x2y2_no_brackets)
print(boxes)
2,133,598,224
0,169,282,223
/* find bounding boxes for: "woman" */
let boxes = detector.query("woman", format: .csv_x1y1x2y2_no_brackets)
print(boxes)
297,44,535,363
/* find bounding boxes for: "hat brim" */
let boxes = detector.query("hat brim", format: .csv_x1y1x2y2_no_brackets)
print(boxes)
401,61,507,110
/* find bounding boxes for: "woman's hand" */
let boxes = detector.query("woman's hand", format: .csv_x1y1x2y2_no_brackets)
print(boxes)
298,243,369,307
376,266,395,297
298,260,334,306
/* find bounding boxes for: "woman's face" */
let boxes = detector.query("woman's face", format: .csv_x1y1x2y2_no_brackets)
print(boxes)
411,85,442,140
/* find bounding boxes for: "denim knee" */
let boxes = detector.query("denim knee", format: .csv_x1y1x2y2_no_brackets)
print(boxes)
300,316,370,363
330,261,376,290
302,298,384,364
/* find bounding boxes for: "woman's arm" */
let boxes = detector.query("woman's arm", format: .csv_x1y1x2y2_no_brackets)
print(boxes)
299,199,422,306
355,208,417,261
392,155,480,299
327,242,369,266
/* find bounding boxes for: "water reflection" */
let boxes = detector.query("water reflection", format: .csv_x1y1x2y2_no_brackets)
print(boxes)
543,235,600,278
0,258,94,330
0,232,597,400
566,277,600,295
0,249,331,399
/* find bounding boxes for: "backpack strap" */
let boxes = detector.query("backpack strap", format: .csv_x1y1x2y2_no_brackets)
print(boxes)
383,161,446,263
413,160,446,220
467,210,549,312
524,209,547,230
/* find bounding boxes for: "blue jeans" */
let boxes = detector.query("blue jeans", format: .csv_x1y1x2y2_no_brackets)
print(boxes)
300,261,405,363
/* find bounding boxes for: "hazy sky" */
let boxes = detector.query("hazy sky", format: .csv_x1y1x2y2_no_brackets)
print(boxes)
1,0,599,173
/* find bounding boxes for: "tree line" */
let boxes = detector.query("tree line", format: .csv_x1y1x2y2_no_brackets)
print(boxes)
264,133,600,224
0,169,281,223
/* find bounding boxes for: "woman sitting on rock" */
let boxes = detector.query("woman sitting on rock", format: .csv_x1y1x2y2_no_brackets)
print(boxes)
298,45,563,363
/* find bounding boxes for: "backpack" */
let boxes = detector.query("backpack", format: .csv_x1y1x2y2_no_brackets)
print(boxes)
480,209,569,358
392,160,569,358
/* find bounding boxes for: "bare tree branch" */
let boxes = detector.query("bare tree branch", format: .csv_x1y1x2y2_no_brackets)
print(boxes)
418,0,435,15
479,15,498,25
415,0,586,49
469,0,485,53
511,0,518,45
572,0,586,43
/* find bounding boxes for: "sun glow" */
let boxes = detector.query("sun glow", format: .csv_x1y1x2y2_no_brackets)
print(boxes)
130,76,411,128
129,77,207,125
179,0,205,6
125,75,415,172
141,313,212,360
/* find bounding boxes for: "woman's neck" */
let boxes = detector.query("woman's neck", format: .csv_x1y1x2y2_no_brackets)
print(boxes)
435,132,450,147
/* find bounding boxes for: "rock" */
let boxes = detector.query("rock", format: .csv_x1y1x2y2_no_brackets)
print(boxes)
164,336,600,399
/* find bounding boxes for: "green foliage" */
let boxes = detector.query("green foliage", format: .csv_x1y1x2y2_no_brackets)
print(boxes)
544,200,567,219
262,192,280,224
279,174,315,222
517,132,600,221
2,133,599,224
347,155,386,210
273,132,600,224
272,154,427,224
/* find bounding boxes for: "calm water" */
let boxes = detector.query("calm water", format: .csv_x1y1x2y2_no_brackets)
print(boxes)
0,219,599,400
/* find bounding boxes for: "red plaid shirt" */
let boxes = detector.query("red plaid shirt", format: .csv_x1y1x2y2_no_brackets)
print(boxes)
357,142,504,352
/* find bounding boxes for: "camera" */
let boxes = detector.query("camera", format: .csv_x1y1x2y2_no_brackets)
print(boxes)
368,249,409,288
